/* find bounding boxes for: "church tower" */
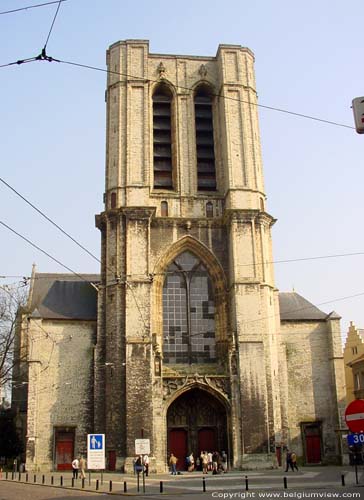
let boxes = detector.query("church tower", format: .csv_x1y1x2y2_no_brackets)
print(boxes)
95,40,284,471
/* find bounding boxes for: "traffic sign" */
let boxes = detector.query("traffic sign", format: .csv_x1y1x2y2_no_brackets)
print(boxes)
87,434,105,470
345,400,364,433
135,439,150,455
347,433,364,446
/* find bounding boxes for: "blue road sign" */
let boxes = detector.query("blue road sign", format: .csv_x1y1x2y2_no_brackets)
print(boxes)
89,434,104,450
347,433,364,446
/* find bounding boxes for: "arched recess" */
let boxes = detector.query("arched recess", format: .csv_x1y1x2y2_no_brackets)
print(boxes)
152,236,229,359
165,386,230,470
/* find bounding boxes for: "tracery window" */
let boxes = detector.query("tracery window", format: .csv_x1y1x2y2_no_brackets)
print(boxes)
153,85,174,189
163,251,216,364
194,86,216,191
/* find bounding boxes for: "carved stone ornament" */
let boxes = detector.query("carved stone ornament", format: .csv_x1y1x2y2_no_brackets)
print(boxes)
199,64,208,79
157,61,166,79
163,375,230,400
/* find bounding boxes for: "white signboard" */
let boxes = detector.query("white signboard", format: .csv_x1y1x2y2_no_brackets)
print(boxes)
135,439,150,455
87,434,105,470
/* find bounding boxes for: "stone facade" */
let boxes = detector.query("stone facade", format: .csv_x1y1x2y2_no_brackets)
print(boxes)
12,41,346,472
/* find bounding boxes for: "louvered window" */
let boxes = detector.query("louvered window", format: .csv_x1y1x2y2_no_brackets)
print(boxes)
195,88,216,191
153,86,173,189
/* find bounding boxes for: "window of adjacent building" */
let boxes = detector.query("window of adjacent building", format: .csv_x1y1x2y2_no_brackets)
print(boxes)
161,201,168,216
162,251,216,364
352,346,358,355
153,85,173,189
194,86,216,191
355,372,360,390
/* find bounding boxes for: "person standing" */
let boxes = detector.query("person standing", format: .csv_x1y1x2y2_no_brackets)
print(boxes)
285,450,293,472
71,457,79,479
201,452,209,474
143,454,149,476
290,451,299,471
169,453,177,475
79,456,86,479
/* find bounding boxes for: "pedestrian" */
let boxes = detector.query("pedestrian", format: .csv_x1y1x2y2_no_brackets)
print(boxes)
201,451,208,474
169,453,178,475
212,451,219,474
221,451,228,473
143,454,149,476
285,450,293,472
71,457,79,479
135,455,143,474
291,451,299,471
207,451,213,471
187,452,194,472
79,456,86,479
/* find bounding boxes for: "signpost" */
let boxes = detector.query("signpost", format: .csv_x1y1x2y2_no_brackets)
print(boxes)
135,439,150,456
345,399,364,433
87,434,105,470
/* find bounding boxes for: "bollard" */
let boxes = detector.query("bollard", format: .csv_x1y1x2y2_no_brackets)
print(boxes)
109,480,112,492
18,472,21,481
34,474,36,483
142,471,146,493
203,477,206,492
245,475,249,491
137,472,140,492
72,478,74,487
51,476,54,485
160,480,163,493
341,473,345,486
96,479,99,490
42,474,45,484
124,480,127,492
82,478,85,488
284,476,288,489
60,475,63,486
26,473,28,482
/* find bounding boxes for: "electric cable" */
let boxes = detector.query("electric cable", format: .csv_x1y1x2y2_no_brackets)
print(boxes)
0,219,97,287
0,0,68,16
43,0,62,50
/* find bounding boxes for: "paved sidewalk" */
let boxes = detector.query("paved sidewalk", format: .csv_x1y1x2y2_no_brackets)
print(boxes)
1,466,363,495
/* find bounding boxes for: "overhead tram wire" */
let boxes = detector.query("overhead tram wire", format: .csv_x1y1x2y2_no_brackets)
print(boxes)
0,51,353,130
0,219,97,289
43,0,63,51
56,58,354,130
0,1,68,16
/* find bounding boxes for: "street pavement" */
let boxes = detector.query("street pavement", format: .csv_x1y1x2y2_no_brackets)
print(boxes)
1,466,364,497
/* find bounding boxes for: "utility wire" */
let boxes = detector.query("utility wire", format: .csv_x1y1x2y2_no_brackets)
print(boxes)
0,176,101,266
0,52,353,130
43,0,62,50
0,219,96,287
0,0,67,15
57,58,354,130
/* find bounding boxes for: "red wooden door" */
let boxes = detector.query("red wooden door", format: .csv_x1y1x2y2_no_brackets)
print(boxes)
108,451,116,471
56,439,73,470
169,429,187,470
198,428,216,454
306,435,321,463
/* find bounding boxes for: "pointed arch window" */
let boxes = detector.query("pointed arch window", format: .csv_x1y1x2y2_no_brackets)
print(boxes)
153,85,174,189
194,86,216,191
163,251,216,364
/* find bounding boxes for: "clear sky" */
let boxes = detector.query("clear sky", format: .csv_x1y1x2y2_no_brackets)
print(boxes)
1,0,363,343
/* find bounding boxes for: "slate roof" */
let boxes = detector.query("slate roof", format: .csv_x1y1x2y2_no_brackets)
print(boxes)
278,292,328,321
29,273,100,320
29,275,329,323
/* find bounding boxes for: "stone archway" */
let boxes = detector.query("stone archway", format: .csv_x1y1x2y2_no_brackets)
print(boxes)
166,388,228,470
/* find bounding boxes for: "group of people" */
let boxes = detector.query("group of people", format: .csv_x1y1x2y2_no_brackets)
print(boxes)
133,454,150,476
285,450,299,472
169,450,228,475
71,456,86,479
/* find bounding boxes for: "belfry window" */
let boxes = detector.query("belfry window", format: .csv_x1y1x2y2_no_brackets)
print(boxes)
163,251,216,364
153,85,173,189
194,87,216,191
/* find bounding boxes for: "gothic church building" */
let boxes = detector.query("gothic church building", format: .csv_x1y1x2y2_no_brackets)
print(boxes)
13,40,346,472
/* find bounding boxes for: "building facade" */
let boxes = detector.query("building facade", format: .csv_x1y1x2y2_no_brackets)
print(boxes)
344,322,364,403
13,41,346,472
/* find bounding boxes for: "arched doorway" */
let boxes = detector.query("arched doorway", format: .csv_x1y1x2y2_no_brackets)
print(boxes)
167,388,228,470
